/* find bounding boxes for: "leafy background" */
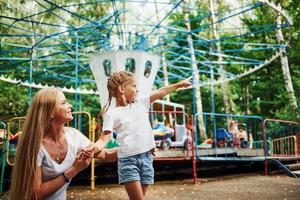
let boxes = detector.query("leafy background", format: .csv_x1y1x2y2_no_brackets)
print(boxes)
0,0,299,122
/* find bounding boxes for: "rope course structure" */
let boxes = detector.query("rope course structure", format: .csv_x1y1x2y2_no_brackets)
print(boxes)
0,0,292,94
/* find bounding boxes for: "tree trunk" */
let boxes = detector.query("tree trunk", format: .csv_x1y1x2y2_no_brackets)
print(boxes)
184,0,207,141
209,0,232,114
245,84,250,114
162,53,170,101
154,0,170,101
276,11,298,110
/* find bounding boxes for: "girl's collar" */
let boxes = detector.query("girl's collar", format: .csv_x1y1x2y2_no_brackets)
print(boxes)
116,100,136,108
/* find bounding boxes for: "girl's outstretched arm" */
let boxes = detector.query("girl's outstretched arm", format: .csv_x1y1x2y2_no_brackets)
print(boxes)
93,131,111,155
150,77,191,103
81,132,111,159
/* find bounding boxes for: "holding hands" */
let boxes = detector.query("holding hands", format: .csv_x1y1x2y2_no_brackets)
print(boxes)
64,147,94,180
78,146,95,160
73,151,92,171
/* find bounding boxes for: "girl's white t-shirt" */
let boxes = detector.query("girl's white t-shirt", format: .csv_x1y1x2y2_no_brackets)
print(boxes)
102,97,155,158
37,127,91,200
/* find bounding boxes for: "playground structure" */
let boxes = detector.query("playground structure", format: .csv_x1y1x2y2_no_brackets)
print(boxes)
0,0,299,193
0,0,292,96
150,100,192,150
1,110,299,192
90,50,160,106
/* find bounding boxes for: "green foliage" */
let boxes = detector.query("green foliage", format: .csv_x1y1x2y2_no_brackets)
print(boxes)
0,0,107,120
164,0,300,121
0,81,29,121
1,0,300,123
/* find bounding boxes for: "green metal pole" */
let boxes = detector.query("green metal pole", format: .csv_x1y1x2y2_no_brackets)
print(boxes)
0,122,7,192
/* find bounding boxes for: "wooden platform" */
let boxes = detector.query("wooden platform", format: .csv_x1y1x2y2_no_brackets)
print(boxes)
155,147,265,158
94,148,300,164
236,148,265,157
268,156,300,161
292,170,300,176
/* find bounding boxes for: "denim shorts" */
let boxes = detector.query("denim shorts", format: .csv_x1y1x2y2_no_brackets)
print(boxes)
118,151,154,185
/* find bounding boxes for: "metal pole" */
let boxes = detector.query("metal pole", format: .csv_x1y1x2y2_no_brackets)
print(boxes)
91,117,96,190
210,67,217,149
0,122,7,192
74,31,79,128
29,50,33,104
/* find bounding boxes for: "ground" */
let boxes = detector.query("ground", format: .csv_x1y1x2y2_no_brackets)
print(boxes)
0,173,299,199
65,174,300,200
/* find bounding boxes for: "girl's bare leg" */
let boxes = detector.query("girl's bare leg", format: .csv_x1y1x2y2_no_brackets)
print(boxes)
124,181,144,200
142,184,149,197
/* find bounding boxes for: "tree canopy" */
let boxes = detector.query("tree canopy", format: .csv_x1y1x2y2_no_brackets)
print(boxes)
0,0,299,121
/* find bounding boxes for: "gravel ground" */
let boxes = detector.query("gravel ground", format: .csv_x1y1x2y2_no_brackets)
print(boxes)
66,174,300,200
1,174,299,200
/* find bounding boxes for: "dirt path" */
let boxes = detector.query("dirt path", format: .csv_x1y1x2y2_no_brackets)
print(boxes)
67,174,300,200
0,174,299,199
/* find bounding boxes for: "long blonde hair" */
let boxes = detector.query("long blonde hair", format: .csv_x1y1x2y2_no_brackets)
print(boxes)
102,71,134,114
229,120,239,135
9,88,60,200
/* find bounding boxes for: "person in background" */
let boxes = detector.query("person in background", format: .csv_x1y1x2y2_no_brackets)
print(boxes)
229,120,249,148
237,125,248,148
229,120,239,138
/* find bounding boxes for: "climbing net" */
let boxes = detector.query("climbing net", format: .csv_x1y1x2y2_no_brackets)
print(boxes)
0,0,292,94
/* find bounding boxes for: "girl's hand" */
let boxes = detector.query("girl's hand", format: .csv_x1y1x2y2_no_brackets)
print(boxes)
151,148,157,156
177,77,192,88
80,147,95,160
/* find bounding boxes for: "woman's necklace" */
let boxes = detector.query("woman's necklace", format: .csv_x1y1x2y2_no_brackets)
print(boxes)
55,152,60,162
43,131,66,163
54,137,65,163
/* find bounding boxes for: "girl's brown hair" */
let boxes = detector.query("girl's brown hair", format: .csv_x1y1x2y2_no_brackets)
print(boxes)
9,88,60,200
102,71,134,114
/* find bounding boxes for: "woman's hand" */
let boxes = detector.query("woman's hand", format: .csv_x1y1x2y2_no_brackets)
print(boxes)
79,147,95,160
74,150,93,171
64,151,93,180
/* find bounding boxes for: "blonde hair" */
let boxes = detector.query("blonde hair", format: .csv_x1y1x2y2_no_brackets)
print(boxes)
229,120,239,135
102,71,134,114
9,88,61,200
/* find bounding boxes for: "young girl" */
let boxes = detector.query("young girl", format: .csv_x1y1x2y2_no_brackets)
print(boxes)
95,71,191,200
229,120,239,138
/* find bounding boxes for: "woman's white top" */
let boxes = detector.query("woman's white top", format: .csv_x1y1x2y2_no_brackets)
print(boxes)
102,97,155,158
37,127,91,200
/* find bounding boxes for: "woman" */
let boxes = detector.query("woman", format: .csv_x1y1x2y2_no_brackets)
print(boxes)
228,120,239,138
9,88,96,200
229,120,240,147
